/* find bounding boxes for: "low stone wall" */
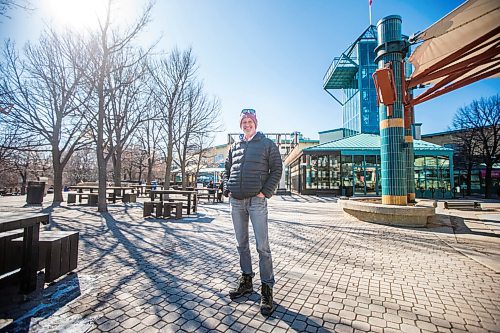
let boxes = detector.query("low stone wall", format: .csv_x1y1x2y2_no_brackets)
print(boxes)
340,199,435,227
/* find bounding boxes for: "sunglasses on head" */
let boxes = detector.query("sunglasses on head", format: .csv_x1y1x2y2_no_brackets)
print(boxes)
241,109,256,115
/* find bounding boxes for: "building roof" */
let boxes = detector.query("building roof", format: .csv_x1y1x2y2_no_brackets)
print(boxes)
421,129,463,138
318,128,346,134
303,133,453,156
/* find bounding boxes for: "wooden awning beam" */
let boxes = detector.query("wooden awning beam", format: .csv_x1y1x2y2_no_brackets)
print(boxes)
410,62,500,106
407,42,499,88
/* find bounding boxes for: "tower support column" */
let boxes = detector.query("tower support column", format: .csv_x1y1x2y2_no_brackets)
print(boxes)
376,15,407,205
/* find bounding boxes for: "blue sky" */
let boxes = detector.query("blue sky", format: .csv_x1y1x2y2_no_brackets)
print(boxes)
2,0,499,146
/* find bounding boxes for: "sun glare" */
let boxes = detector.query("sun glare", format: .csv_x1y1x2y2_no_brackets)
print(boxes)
43,0,137,32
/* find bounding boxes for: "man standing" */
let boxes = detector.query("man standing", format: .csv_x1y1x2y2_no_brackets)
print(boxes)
223,108,283,316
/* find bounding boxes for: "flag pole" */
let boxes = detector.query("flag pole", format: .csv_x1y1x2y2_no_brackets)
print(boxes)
369,1,372,26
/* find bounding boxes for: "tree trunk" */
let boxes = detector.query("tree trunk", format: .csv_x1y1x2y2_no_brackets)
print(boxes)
466,165,472,196
164,141,174,188
20,173,27,195
113,146,122,187
147,157,153,184
97,142,108,212
485,164,493,198
52,154,64,203
181,164,187,190
97,72,108,212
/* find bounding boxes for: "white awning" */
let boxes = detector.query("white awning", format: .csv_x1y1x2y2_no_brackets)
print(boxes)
408,0,499,92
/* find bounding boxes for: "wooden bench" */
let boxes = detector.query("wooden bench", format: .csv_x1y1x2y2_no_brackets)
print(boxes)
444,201,481,210
197,192,217,203
163,201,183,219
0,230,24,275
67,192,89,204
10,231,79,283
122,193,137,203
88,193,98,206
143,201,164,217
166,196,197,215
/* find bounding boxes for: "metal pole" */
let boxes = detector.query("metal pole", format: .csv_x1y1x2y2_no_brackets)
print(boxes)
375,15,407,205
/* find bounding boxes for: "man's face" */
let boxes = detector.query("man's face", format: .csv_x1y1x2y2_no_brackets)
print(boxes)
241,118,256,137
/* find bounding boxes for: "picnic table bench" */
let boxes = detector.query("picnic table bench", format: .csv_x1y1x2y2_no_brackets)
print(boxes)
11,231,79,283
0,213,49,293
444,200,481,210
195,188,218,203
150,190,197,215
144,201,184,219
68,186,135,205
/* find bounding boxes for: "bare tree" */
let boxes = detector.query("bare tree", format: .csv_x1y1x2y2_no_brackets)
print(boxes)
174,82,221,189
192,134,216,187
137,117,162,184
106,51,152,187
449,121,480,196
84,0,154,212
0,31,93,203
452,94,500,198
0,119,18,171
65,147,98,185
148,48,196,188
121,142,148,181
0,0,31,19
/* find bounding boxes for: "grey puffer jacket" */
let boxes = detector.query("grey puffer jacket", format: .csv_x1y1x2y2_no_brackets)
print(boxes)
224,132,282,199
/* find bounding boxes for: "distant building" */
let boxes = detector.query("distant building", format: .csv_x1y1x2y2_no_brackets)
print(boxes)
422,129,500,195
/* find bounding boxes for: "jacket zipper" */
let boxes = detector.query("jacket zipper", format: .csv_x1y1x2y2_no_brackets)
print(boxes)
240,140,248,195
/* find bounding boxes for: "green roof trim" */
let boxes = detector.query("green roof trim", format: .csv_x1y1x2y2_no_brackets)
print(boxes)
421,129,462,137
318,128,346,134
303,133,453,156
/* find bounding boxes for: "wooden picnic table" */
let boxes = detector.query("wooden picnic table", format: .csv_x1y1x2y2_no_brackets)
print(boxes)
69,185,133,203
130,184,163,196
0,212,49,293
150,189,197,215
194,187,219,203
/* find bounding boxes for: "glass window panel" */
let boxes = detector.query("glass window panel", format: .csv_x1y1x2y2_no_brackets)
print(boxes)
317,155,330,189
329,153,341,189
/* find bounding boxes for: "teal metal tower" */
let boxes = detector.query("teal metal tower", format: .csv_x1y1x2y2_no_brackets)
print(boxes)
323,26,379,136
374,16,408,205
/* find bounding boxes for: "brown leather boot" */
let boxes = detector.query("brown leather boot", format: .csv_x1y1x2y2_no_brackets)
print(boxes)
260,283,275,316
229,273,253,300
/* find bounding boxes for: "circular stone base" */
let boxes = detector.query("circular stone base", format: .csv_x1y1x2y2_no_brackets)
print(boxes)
340,198,435,227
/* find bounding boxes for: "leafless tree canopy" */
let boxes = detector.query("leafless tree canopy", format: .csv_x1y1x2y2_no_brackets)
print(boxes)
148,48,197,187
0,31,93,203
0,0,223,209
451,94,500,198
0,0,32,19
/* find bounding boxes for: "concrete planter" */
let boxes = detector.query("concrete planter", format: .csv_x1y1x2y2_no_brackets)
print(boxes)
340,198,435,227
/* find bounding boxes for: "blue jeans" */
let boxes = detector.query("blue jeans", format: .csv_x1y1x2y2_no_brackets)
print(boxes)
230,196,275,288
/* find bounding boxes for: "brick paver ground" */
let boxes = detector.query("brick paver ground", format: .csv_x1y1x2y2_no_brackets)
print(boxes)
0,194,499,332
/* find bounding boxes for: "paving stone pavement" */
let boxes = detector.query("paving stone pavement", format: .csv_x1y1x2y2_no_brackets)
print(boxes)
0,194,499,332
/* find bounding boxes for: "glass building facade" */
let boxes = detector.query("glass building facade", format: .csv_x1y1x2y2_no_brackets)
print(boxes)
324,26,379,135
285,134,454,199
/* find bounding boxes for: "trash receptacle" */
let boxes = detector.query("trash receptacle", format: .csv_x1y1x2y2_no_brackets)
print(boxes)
26,181,45,205
37,176,49,196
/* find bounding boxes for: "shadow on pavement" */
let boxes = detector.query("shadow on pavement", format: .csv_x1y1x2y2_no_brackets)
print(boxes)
0,273,84,332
